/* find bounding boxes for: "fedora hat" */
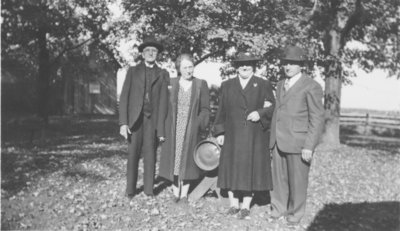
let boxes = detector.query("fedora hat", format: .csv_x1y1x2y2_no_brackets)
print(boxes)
138,35,164,52
193,137,221,171
281,46,307,62
232,52,262,63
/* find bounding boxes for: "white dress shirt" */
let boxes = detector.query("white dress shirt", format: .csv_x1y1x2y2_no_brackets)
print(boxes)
285,72,302,91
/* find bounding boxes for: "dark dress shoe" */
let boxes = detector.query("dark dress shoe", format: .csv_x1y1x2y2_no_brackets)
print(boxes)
226,207,240,215
237,209,251,220
126,193,135,200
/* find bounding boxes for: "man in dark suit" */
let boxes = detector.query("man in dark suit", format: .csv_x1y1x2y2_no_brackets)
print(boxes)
119,36,169,198
267,46,324,225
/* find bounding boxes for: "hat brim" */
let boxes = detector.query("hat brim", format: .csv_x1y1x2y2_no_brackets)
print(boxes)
232,58,263,62
281,57,306,62
193,139,220,171
138,42,164,52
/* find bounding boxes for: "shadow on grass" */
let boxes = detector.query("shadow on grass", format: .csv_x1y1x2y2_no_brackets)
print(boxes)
307,201,400,231
340,135,400,155
1,115,127,196
1,151,127,196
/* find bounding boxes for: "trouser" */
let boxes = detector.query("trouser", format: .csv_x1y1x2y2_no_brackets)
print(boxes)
270,144,310,221
126,114,156,196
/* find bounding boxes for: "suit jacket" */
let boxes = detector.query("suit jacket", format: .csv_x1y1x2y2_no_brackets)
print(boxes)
269,74,324,153
118,62,170,137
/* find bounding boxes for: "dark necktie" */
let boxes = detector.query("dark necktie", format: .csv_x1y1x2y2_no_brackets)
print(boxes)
283,79,290,94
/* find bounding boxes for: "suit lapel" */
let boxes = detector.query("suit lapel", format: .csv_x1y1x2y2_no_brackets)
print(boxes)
234,77,248,110
151,65,162,86
243,76,256,94
170,78,179,127
276,80,285,105
190,78,200,109
137,63,146,86
171,78,179,108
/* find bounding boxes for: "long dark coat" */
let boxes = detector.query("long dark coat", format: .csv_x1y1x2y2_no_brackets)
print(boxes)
213,76,275,191
118,63,169,137
159,77,210,181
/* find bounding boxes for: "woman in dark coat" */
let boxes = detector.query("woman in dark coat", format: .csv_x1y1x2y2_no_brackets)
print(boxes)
213,52,275,219
159,53,210,203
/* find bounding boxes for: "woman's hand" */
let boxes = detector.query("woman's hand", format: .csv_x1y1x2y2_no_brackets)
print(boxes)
120,125,131,140
216,135,225,146
246,111,260,122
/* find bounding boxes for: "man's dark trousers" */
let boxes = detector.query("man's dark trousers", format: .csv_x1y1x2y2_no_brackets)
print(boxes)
126,113,156,196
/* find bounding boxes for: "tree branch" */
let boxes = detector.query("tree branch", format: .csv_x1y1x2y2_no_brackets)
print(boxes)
50,37,94,66
195,49,224,66
97,42,122,69
340,0,364,47
310,0,318,17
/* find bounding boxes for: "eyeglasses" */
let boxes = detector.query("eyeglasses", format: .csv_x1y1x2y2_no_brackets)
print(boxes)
238,66,253,71
143,47,159,53
281,60,304,66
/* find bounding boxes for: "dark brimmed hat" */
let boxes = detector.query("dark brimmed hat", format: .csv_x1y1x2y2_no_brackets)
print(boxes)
232,52,262,63
281,46,306,62
193,138,221,171
138,35,164,52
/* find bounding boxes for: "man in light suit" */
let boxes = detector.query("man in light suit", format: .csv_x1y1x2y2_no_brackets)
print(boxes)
267,45,324,225
119,36,169,198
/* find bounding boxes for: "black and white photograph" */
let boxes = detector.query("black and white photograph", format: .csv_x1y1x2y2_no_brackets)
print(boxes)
1,0,399,230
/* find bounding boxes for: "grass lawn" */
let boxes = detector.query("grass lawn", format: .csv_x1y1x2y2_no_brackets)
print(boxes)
1,115,400,231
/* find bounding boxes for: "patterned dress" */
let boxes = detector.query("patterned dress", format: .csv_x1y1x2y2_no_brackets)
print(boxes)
173,85,192,175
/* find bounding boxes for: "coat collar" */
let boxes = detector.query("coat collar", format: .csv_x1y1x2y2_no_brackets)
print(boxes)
233,76,259,110
234,75,258,93
170,77,201,107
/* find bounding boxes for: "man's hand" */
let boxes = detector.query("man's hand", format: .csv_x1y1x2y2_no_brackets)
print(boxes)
301,149,313,163
158,136,165,142
216,135,224,146
120,125,131,140
247,111,260,122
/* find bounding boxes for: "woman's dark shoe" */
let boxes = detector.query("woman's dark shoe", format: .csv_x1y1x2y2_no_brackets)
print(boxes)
237,209,251,220
126,193,135,200
226,207,240,215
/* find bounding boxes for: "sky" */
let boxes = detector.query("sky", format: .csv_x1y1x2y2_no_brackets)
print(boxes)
341,69,400,111
117,63,400,112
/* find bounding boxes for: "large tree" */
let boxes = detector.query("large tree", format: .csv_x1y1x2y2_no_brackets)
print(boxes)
120,0,399,145
1,0,120,122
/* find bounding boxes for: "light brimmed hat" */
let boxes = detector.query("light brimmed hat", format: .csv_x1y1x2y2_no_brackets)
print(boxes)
281,46,307,62
232,52,263,63
138,35,164,52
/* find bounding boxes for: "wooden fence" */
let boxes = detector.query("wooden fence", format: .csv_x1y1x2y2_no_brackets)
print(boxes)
340,113,400,129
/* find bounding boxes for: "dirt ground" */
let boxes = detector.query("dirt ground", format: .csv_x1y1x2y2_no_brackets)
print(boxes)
1,115,400,230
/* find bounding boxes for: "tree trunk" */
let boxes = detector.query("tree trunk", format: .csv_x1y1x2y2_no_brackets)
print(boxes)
321,29,342,146
322,60,342,146
37,25,51,124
